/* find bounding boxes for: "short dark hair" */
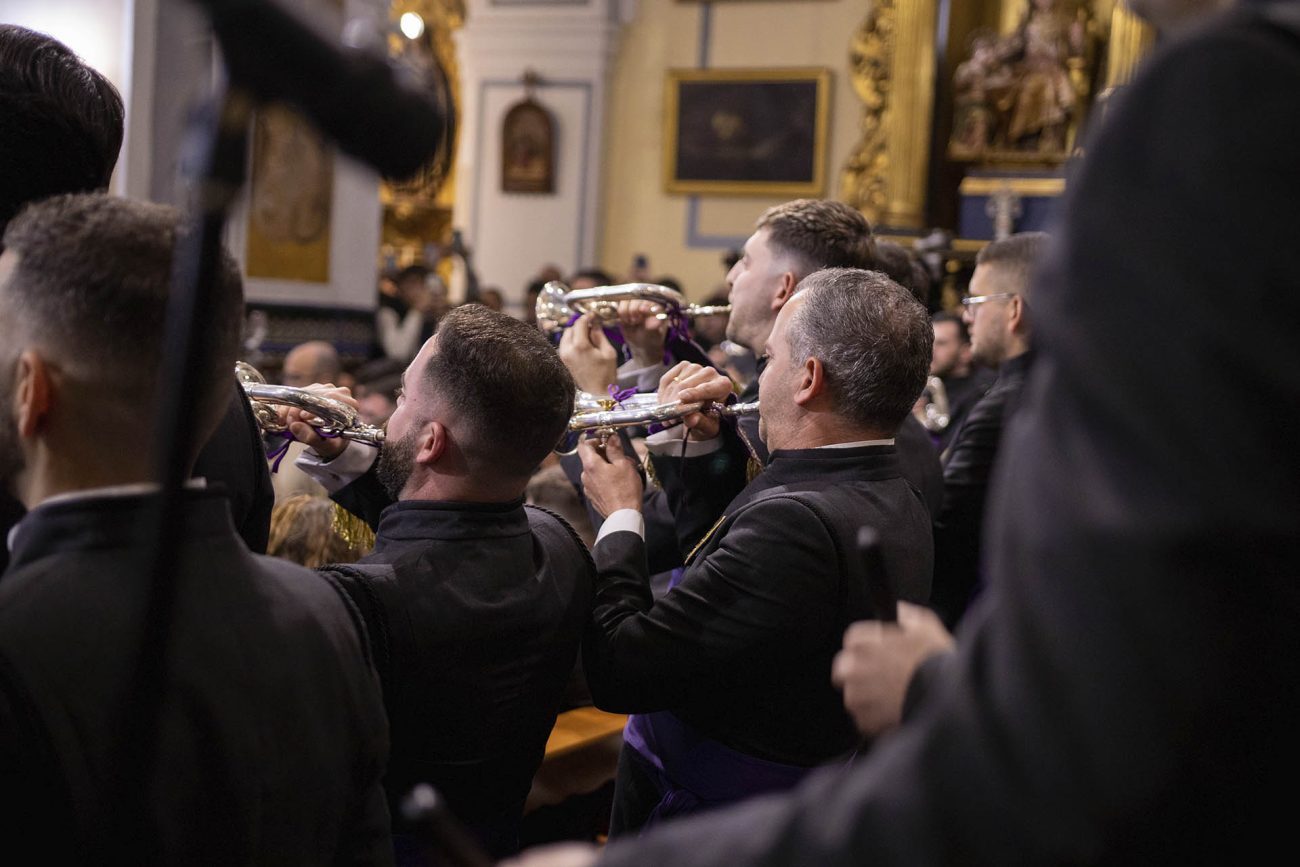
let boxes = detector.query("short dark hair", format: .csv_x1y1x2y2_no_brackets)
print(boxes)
975,231,1050,304
754,199,876,279
871,239,931,307
0,26,124,235
419,304,574,479
0,194,244,446
932,309,969,343
787,268,932,433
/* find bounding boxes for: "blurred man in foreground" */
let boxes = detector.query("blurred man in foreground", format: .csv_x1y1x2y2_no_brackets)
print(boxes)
0,194,391,863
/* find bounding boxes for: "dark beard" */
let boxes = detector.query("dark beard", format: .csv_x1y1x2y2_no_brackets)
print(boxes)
375,427,418,501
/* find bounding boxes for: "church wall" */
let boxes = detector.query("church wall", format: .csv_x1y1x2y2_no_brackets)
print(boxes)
598,0,873,300
452,0,622,313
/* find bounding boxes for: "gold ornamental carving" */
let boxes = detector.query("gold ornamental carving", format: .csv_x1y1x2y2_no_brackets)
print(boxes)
382,0,464,263
839,1,893,225
840,0,937,231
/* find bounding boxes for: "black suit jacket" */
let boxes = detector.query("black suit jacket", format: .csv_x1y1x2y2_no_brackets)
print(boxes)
737,371,944,520
595,9,1300,865
929,350,1033,628
319,499,595,857
585,437,932,767
936,368,995,452
193,381,276,554
0,490,391,865
0,381,275,572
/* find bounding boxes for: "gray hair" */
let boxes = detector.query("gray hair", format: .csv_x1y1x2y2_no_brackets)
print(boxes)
786,268,932,432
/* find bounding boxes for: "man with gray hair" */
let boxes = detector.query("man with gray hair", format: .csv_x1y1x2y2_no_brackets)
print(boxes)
575,268,934,833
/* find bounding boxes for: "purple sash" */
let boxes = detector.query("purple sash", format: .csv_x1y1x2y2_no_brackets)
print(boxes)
622,710,812,828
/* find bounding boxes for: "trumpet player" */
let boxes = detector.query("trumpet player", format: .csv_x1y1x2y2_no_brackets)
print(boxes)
724,199,943,517
290,305,596,858
577,269,935,833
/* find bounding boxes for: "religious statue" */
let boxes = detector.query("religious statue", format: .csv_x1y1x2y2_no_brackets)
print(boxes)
951,29,1013,154
950,0,1096,160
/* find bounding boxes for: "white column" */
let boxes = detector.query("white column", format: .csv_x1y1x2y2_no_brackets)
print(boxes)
454,0,626,303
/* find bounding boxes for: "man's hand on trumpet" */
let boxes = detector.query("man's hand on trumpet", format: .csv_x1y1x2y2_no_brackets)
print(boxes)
657,361,734,442
279,383,359,461
577,434,644,519
557,312,618,394
617,299,669,368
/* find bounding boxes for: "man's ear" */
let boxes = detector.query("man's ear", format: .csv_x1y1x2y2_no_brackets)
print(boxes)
414,419,448,466
771,272,799,312
14,350,53,439
1008,295,1029,336
793,355,825,407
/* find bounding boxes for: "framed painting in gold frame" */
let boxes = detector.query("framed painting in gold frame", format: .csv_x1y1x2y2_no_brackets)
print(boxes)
663,68,830,197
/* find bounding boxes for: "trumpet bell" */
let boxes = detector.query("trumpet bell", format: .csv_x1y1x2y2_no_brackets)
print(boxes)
536,282,577,334
536,280,728,336
237,362,386,446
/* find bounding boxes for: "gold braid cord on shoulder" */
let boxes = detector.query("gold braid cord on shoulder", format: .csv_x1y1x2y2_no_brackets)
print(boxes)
331,503,376,555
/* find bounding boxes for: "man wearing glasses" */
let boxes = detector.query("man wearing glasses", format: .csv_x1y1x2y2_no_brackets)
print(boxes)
929,231,1047,629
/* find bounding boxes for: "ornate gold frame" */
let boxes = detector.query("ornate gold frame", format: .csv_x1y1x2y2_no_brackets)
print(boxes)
840,0,1153,232
663,67,831,197
840,0,938,230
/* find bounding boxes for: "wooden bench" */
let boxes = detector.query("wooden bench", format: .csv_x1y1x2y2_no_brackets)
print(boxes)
543,707,628,760
526,707,628,819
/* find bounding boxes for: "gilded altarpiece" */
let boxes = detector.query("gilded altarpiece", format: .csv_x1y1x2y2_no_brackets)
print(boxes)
840,0,1153,235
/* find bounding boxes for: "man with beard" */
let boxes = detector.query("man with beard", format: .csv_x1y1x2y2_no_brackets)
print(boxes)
927,311,993,453
297,305,595,859
0,194,391,862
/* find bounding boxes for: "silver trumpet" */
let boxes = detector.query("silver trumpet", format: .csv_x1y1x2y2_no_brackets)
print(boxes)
236,361,386,446
537,280,731,335
558,388,758,453
915,375,950,433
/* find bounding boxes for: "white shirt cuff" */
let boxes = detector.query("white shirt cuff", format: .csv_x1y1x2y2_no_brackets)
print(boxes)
617,360,668,394
595,508,645,544
294,442,379,494
645,425,724,458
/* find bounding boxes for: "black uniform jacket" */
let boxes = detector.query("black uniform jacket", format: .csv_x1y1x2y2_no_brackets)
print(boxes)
586,428,933,767
0,490,392,865
737,369,944,520
319,498,595,856
929,350,1033,628
0,381,274,573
